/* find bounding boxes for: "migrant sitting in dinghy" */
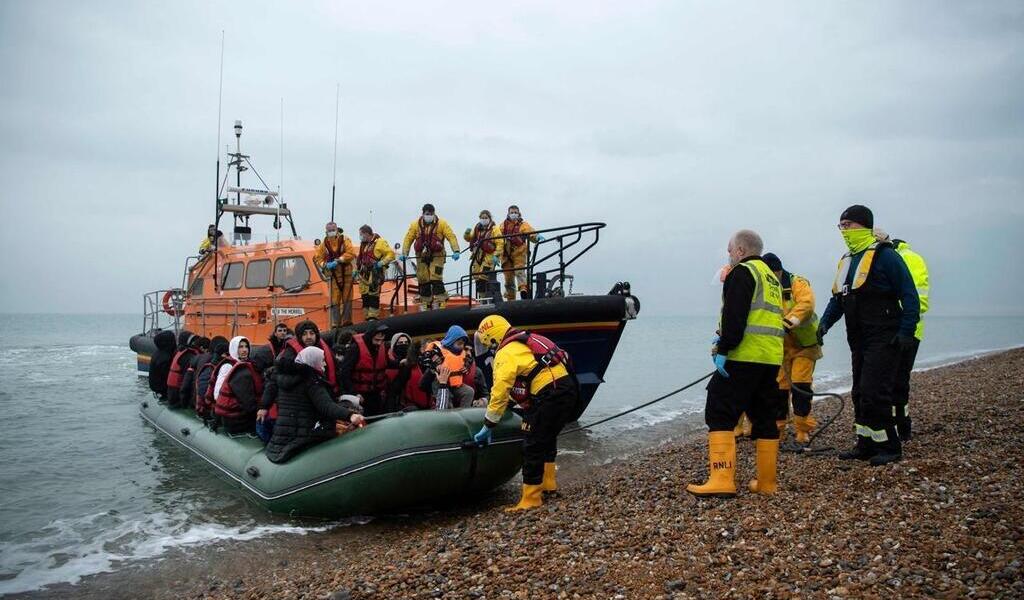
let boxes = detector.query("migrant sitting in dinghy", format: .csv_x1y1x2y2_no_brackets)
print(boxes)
212,336,264,434
266,346,366,463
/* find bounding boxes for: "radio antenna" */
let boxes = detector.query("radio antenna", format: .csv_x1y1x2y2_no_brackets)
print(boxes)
330,83,339,222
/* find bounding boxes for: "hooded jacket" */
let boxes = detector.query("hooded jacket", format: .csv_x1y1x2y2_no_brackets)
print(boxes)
148,330,178,398
192,337,228,414
265,355,355,464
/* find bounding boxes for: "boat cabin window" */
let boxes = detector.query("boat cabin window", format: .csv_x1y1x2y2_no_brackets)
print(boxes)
245,259,271,289
221,261,244,290
189,276,204,297
273,256,310,291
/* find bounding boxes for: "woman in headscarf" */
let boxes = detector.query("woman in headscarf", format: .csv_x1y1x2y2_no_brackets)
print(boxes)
213,336,266,434
265,346,366,463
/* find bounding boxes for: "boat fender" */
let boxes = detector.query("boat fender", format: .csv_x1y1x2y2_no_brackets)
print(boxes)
246,466,260,478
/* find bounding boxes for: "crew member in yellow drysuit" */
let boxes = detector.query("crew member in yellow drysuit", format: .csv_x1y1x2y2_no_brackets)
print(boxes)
400,204,461,311
355,225,395,320
471,315,579,511
464,210,505,302
313,221,356,328
762,253,823,445
500,206,544,301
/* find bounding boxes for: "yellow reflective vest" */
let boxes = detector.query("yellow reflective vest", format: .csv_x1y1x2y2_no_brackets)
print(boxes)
894,241,930,340
725,259,785,365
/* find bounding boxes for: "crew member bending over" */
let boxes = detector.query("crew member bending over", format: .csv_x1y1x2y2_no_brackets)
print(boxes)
472,315,579,511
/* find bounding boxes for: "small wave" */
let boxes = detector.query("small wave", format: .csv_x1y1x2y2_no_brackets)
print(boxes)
0,509,357,595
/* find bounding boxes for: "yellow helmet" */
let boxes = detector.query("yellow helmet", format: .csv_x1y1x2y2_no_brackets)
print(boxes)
476,314,512,351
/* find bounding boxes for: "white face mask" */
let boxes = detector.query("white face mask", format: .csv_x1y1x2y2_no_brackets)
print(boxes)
508,212,520,220
360,235,371,243
479,218,491,227
326,230,338,238
422,214,436,224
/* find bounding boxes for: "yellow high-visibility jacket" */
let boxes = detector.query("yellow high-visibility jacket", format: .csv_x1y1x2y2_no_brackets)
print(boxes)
485,341,569,424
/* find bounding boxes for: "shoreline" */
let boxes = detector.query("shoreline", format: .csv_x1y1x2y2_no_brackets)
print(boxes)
9,348,1024,599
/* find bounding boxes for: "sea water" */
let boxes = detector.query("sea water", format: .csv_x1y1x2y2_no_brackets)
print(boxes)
0,313,1020,594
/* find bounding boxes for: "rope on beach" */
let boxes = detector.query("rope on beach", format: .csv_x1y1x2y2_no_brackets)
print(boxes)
782,383,846,455
560,371,716,436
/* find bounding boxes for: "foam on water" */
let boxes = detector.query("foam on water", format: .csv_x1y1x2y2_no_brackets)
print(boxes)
0,508,361,595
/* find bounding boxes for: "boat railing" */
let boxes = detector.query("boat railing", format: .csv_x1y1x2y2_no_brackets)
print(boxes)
142,289,183,338
398,222,605,306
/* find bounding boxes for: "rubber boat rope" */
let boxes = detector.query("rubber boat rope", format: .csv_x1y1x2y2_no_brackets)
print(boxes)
560,371,715,436
782,378,846,455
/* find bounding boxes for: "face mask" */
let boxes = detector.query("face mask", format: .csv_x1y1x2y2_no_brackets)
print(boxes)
841,228,875,253
422,214,436,224
360,235,371,243
508,212,520,220
393,344,409,359
479,218,490,227
326,230,338,238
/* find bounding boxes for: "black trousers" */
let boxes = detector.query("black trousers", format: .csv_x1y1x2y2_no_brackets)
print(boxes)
705,361,781,439
849,327,902,453
521,377,579,485
893,337,920,439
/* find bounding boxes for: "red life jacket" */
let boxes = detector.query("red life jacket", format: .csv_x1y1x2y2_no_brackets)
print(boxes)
469,224,497,255
502,219,526,248
351,334,388,394
357,235,380,269
193,360,218,416
404,367,432,410
285,337,338,395
497,330,571,404
166,348,198,389
214,362,264,420
464,359,477,390
323,236,347,262
200,356,235,417
413,218,444,254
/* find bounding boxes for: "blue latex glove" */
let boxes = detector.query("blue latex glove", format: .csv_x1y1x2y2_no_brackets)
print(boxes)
375,260,385,269
713,354,730,378
711,334,720,346
473,424,492,446
451,251,461,261
398,253,407,262
492,256,501,268
536,234,546,243
325,260,338,270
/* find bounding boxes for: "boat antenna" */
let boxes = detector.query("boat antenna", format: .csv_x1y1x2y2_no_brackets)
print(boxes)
278,96,283,243
213,30,225,292
330,83,339,222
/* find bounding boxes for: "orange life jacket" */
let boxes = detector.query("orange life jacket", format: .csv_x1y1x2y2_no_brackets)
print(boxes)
426,341,467,387
166,348,198,389
214,362,264,420
413,218,444,254
351,334,388,394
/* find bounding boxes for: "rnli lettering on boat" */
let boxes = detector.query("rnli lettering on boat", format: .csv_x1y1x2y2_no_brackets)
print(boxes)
272,307,306,317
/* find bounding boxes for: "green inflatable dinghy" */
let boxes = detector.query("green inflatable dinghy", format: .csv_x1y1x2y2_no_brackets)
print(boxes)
140,400,525,518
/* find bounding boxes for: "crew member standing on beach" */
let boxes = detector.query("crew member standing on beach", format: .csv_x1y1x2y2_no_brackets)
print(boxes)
688,229,785,498
818,206,919,466
761,252,823,446
313,221,356,328
874,229,930,442
472,315,579,511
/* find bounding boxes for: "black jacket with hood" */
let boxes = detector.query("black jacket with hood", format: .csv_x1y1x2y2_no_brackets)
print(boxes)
148,330,177,398
265,365,354,464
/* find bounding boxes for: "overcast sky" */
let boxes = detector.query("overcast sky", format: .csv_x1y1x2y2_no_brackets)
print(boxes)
1,1,1021,316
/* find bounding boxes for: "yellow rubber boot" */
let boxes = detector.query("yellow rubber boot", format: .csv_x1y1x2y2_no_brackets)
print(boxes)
505,484,544,512
747,439,780,495
541,462,558,493
686,431,737,498
793,415,818,444
776,419,789,443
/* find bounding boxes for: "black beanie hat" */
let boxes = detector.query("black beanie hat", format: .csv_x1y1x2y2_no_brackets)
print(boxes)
762,252,783,272
840,205,874,228
422,203,435,213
